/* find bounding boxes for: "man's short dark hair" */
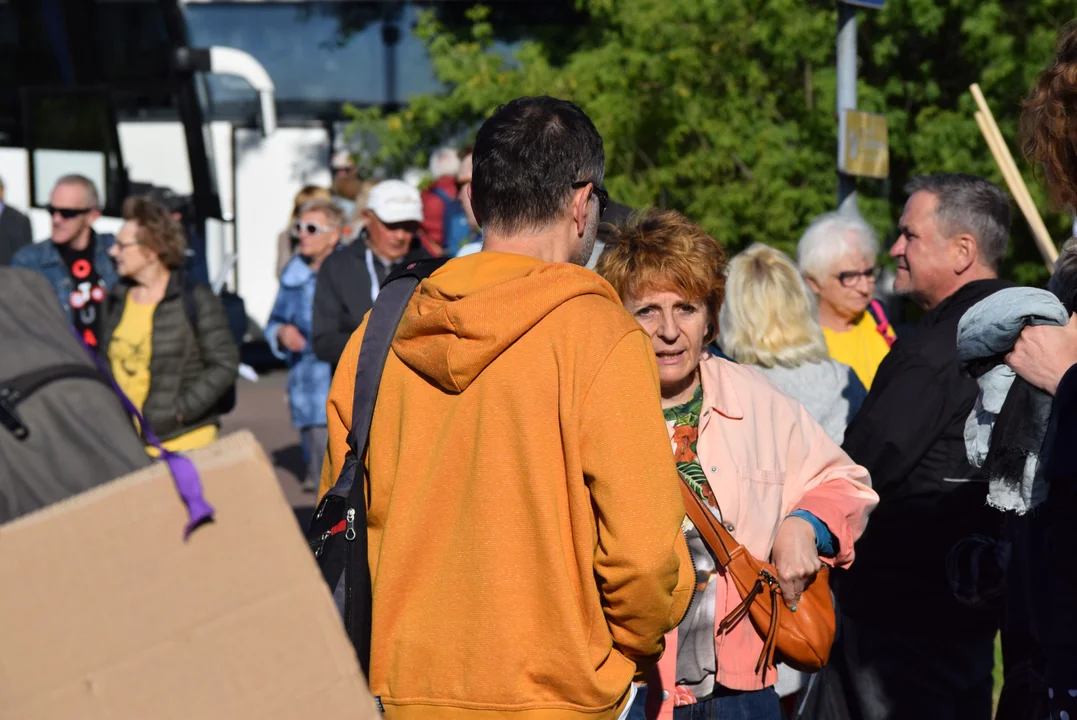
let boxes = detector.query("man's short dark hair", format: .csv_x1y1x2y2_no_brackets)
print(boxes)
471,96,604,236
904,173,1012,270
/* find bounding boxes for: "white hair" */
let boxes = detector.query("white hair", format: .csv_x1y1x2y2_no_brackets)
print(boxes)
795,211,879,281
429,147,461,178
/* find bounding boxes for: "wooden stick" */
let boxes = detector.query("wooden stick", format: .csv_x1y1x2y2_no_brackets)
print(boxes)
975,111,1047,258
970,83,1058,268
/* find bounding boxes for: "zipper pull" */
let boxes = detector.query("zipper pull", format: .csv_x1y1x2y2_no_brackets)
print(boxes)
344,508,357,541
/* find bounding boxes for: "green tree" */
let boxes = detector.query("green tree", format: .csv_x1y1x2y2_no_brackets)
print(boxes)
346,0,1074,284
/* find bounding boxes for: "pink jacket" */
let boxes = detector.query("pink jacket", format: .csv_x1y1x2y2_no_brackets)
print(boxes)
648,356,877,717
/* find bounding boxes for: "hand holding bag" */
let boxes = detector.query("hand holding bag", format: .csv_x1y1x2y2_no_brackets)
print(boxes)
678,480,835,680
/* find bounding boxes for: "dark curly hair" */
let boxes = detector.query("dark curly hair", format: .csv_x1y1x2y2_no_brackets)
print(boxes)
1021,20,1077,210
123,195,187,269
594,209,727,344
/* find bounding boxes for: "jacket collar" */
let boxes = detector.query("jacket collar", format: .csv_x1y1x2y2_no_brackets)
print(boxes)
280,252,319,287
923,277,1014,327
110,268,186,301
698,353,745,420
38,230,115,269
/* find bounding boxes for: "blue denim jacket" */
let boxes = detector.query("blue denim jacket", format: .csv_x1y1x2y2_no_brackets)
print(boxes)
10,232,118,315
265,254,333,429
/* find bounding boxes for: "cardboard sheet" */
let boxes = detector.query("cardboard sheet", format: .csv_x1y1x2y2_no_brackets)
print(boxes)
0,431,379,719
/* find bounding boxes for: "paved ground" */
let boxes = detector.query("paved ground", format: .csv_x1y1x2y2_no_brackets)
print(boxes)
220,369,318,527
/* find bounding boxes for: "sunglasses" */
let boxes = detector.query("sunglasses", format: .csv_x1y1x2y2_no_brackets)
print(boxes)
293,221,335,236
836,266,882,288
571,180,609,218
47,205,93,219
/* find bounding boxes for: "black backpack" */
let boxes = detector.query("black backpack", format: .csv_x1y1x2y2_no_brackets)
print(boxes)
181,283,245,415
306,257,448,679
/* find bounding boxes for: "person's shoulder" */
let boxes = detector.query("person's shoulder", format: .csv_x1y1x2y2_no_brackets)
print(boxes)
2,203,28,221
703,354,791,399
11,238,51,265
703,356,813,423
550,288,641,337
183,279,223,313
320,242,362,274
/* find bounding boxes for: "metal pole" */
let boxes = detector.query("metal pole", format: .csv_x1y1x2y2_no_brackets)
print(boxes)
837,2,858,213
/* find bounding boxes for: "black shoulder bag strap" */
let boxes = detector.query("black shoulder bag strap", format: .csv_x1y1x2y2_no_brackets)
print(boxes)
331,257,448,677
343,257,449,503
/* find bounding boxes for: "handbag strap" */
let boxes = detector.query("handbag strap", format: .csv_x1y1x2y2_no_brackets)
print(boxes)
867,299,895,348
343,258,449,510
71,329,214,538
678,475,740,569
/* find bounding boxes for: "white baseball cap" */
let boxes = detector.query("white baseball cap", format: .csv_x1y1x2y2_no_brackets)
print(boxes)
366,179,423,224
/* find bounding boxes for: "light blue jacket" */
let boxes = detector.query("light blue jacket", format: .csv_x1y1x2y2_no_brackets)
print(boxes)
11,232,118,315
265,255,333,429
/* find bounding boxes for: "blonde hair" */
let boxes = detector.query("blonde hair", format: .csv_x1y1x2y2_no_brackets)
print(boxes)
718,243,829,368
298,198,346,228
595,209,726,345
290,185,332,221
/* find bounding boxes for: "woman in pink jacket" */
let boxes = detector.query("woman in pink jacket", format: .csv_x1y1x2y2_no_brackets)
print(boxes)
595,209,878,720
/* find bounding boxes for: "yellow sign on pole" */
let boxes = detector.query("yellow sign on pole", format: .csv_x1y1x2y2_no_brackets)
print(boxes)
839,110,889,179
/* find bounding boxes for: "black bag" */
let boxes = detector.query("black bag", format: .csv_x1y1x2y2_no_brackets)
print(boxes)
181,282,243,415
306,257,448,679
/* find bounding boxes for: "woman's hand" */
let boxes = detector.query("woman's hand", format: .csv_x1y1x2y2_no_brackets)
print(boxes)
1005,313,1077,396
771,516,823,609
277,324,307,353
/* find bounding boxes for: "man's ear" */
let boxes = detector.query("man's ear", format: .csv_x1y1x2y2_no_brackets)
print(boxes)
467,184,482,227
571,185,591,237
952,232,977,274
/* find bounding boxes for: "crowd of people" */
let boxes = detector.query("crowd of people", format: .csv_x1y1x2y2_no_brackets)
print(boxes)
7,19,1077,720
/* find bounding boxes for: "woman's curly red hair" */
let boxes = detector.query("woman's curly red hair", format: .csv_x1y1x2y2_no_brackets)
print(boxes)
595,209,727,344
1022,20,1077,209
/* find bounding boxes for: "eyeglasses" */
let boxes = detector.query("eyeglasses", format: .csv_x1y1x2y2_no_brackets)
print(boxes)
571,180,609,218
113,239,141,250
294,221,334,236
836,266,882,287
46,205,93,219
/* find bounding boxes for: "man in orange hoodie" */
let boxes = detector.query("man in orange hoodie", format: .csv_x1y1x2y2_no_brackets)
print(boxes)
321,96,693,719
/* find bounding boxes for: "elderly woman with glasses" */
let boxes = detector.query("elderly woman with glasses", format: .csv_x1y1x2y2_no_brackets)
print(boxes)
265,199,343,492
598,209,877,720
797,212,895,389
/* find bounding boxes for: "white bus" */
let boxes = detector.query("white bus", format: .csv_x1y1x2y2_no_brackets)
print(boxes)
0,0,574,330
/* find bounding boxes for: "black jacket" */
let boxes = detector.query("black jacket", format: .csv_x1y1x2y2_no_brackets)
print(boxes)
0,204,32,266
840,278,1012,635
1040,365,1077,694
312,241,429,368
99,272,239,442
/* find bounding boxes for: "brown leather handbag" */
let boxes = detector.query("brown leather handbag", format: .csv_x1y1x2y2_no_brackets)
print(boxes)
678,480,835,680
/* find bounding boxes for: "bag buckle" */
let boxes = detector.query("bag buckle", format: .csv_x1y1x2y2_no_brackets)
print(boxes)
0,387,28,440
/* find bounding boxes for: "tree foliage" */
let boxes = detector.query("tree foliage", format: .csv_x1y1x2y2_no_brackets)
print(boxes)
346,0,1076,284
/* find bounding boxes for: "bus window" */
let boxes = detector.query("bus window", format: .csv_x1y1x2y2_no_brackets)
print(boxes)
183,0,578,121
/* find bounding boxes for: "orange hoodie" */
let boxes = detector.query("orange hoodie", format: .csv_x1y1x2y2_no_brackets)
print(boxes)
321,252,693,719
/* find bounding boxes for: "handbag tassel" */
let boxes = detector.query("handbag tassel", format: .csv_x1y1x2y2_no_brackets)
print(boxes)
755,586,781,682
718,578,763,635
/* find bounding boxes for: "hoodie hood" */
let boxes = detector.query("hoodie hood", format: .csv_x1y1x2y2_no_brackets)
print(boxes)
393,252,622,393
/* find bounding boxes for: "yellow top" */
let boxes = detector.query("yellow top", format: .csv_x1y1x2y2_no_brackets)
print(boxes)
822,309,896,389
108,298,217,454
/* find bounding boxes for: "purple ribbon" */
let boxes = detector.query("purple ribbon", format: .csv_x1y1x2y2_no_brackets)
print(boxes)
71,328,215,538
